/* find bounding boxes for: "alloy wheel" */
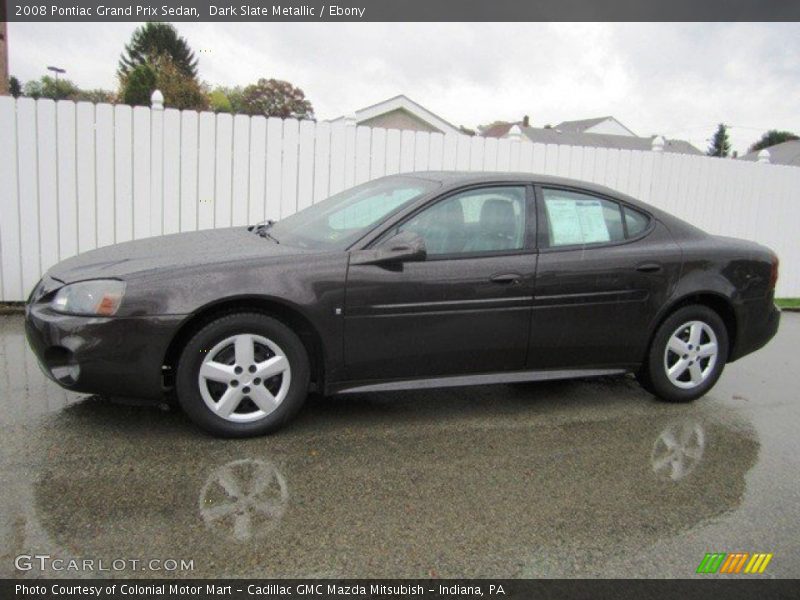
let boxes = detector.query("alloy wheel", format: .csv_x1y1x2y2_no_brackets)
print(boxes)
198,333,292,423
663,320,718,390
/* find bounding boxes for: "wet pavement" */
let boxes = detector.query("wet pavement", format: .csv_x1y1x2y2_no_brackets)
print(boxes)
0,312,798,579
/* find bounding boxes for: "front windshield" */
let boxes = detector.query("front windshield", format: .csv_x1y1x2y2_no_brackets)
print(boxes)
264,176,438,250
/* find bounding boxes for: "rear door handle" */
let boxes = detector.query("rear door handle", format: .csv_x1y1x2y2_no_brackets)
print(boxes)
636,262,662,273
490,273,522,285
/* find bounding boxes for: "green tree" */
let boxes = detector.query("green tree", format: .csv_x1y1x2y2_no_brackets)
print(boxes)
748,130,799,153
153,56,208,111
238,78,314,119
20,75,113,103
9,76,22,98
119,55,208,111
120,63,157,106
74,89,116,104
225,87,246,113
707,123,731,158
208,87,233,113
207,86,248,113
118,22,198,79
22,76,81,101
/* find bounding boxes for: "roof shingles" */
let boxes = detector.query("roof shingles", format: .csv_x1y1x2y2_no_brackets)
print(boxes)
554,116,615,134
481,123,701,155
740,140,800,166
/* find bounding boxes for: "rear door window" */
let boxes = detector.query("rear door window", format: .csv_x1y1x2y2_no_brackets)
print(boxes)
624,206,651,237
541,189,625,247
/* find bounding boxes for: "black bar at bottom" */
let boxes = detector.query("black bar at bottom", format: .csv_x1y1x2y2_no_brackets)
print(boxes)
2,579,798,600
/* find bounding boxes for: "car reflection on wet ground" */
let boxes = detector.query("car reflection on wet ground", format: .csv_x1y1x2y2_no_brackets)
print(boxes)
0,313,798,578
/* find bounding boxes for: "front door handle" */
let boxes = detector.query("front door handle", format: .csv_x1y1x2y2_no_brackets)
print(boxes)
490,273,522,285
636,262,663,273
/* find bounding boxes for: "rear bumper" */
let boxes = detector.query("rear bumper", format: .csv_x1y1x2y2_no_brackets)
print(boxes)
25,303,184,400
730,301,780,362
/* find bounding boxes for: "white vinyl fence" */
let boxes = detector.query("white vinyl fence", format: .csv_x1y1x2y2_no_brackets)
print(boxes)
1,95,799,301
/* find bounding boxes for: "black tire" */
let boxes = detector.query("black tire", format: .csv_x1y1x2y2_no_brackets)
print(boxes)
176,312,310,437
637,304,729,403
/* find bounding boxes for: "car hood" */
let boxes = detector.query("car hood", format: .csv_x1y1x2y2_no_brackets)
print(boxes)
47,227,310,283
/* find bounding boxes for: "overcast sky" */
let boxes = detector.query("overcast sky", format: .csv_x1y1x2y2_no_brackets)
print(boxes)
7,22,799,154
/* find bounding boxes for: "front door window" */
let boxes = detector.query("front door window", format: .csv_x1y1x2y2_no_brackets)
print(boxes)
394,186,527,256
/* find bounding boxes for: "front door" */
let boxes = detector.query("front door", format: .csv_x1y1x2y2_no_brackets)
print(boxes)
344,185,536,382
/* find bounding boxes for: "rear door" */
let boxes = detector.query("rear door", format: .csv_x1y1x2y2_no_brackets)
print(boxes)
344,184,537,382
529,186,681,369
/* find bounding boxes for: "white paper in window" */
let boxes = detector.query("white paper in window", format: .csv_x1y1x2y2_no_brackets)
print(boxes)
547,197,610,245
575,199,610,243
546,198,584,245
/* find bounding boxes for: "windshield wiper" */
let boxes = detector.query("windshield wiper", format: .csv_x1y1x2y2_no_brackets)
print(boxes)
249,219,280,244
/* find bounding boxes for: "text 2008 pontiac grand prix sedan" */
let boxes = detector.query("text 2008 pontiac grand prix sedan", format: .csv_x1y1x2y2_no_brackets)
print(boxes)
25,172,780,437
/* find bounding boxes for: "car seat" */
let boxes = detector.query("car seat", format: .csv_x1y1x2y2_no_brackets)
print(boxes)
463,198,519,252
421,199,466,254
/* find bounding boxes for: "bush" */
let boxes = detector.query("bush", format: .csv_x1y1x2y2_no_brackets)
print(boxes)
238,78,314,119
120,63,157,106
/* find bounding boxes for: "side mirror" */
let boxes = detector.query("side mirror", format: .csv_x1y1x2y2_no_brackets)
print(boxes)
350,231,427,266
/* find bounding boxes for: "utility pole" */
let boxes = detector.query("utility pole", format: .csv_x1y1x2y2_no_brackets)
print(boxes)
0,10,9,95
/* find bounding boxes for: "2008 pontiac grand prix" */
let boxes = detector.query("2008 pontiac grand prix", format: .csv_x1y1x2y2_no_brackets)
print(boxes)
25,172,780,437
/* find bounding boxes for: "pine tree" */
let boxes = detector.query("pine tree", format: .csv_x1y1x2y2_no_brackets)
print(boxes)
118,22,198,80
119,55,208,111
707,123,731,158
120,63,157,106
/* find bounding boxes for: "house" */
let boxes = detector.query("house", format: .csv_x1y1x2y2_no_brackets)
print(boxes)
554,116,637,137
482,115,703,155
327,95,461,136
739,140,800,166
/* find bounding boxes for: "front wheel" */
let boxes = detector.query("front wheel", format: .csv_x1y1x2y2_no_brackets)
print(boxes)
176,313,310,437
637,305,729,403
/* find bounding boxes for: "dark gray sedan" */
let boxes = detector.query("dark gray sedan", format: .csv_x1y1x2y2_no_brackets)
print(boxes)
25,172,780,437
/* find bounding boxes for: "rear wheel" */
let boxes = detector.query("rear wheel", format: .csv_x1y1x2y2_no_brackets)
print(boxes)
176,313,309,437
637,305,728,403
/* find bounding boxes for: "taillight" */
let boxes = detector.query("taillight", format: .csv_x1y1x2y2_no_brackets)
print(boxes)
769,255,779,290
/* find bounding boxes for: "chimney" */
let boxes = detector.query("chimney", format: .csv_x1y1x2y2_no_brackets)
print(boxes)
522,115,530,128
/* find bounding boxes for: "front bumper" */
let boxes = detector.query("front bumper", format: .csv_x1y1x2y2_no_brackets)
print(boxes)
25,302,184,400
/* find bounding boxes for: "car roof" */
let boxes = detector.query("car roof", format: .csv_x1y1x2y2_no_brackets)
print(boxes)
408,170,625,197
402,170,670,220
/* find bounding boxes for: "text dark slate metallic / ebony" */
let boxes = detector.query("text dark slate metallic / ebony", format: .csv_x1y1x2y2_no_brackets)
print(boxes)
25,172,781,437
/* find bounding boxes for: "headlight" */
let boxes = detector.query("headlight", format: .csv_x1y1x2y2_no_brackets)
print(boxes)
51,280,126,316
